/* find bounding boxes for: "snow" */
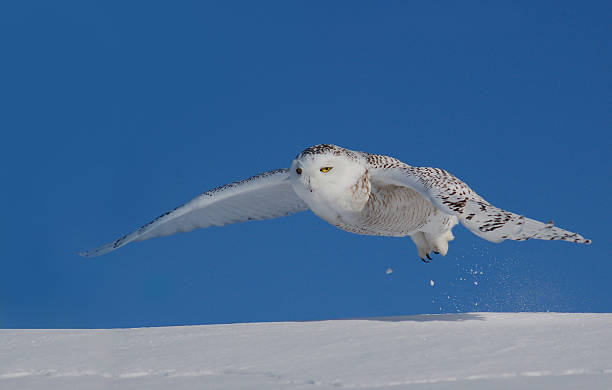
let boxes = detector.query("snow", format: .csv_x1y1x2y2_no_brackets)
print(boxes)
2,313,611,389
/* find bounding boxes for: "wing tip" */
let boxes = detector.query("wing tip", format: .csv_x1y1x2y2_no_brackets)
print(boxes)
76,243,116,258
565,236,591,245
76,250,101,259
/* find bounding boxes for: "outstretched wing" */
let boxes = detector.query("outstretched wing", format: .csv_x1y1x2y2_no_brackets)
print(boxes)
79,169,308,258
366,155,591,245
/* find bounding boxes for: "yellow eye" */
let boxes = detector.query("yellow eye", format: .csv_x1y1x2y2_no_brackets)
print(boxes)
320,167,333,173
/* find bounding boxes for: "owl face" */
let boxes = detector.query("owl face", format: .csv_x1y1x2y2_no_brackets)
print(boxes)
289,146,367,215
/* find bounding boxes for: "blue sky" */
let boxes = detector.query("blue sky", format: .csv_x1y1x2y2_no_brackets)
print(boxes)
1,1,610,328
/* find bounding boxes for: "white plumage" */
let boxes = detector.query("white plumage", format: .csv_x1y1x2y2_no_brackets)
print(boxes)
80,144,590,260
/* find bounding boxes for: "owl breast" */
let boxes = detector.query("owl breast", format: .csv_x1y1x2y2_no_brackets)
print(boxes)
335,184,438,237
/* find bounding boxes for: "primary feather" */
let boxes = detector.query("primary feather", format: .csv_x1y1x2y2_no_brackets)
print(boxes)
79,169,307,258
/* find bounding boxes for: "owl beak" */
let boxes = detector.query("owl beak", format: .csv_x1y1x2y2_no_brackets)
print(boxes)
304,177,313,193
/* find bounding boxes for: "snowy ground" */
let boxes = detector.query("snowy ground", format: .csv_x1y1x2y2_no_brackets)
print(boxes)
1,313,611,389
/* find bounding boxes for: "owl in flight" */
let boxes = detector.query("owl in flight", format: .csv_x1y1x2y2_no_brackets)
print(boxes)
80,144,590,261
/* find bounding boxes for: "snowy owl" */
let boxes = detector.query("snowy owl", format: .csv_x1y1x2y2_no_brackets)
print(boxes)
80,144,590,261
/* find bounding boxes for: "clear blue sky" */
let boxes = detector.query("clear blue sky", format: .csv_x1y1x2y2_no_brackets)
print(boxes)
1,1,610,328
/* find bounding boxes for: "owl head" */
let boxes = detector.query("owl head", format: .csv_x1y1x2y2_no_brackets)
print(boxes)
289,144,368,214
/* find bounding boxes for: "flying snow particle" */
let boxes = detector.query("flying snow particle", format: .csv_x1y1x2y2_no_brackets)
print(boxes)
430,280,435,287
385,268,393,275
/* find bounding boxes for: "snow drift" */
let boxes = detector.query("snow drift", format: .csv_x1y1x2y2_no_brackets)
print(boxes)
1,313,611,389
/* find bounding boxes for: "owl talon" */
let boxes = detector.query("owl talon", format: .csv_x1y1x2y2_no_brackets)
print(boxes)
426,253,432,260
421,257,430,263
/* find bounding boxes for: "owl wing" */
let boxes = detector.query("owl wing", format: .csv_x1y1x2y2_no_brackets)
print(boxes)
367,158,591,245
79,169,308,258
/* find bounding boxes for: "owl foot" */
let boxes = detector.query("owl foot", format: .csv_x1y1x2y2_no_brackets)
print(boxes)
411,230,455,263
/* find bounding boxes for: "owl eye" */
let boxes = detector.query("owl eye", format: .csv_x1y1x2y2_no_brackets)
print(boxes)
320,167,333,173
296,168,302,175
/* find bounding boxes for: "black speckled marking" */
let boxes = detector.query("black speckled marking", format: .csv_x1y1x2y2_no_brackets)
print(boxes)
363,149,590,245
297,144,361,161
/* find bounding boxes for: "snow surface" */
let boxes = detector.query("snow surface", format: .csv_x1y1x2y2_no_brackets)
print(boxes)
2,313,611,389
